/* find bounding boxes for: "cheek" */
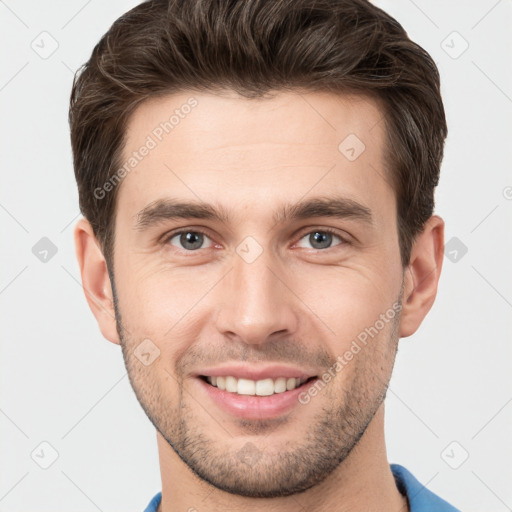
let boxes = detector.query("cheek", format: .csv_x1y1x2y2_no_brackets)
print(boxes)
116,265,207,326
302,267,401,390
301,266,396,338
114,264,214,357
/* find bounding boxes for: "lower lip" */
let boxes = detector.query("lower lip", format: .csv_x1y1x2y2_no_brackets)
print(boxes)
196,377,317,420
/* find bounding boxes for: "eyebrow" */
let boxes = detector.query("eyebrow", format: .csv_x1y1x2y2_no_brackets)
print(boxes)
134,196,373,231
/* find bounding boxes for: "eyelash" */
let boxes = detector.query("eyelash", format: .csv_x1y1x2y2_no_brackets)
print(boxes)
161,227,350,253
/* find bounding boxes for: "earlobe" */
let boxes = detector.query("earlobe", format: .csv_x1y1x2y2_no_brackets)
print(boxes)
399,215,445,338
73,218,121,345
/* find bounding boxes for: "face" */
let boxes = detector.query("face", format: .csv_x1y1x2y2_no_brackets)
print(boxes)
110,90,405,497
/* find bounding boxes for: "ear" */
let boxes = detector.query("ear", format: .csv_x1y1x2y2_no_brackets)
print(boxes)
399,215,444,338
74,218,120,345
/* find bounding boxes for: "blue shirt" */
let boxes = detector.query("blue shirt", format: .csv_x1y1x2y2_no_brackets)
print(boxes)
143,463,460,511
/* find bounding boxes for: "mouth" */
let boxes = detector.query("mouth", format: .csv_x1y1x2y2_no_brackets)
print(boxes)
199,375,317,397
195,369,319,420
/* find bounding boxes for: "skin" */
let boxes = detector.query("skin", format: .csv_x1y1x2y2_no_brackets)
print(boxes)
75,89,444,512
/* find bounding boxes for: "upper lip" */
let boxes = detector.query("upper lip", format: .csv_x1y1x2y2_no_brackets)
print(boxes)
194,364,318,381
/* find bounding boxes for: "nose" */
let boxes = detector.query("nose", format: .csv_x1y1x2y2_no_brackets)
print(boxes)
214,246,300,346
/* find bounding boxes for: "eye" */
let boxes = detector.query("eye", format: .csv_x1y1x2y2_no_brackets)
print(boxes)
295,229,346,250
166,230,214,251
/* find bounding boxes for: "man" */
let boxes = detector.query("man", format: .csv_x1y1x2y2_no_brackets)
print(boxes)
70,0,459,510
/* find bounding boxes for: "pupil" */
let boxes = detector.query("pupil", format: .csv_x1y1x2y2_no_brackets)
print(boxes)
181,232,203,250
310,231,331,249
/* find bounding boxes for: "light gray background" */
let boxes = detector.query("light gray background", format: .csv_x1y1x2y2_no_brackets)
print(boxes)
1,1,511,511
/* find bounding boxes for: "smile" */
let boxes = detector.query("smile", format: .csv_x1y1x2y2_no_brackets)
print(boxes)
201,375,313,396
197,372,319,420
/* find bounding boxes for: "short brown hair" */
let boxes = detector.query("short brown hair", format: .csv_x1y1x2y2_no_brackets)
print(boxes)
69,0,447,269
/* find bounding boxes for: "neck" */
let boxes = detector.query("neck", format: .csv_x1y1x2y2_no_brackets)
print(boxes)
156,404,408,512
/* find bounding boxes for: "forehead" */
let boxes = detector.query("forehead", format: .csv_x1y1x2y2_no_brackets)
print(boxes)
117,89,392,226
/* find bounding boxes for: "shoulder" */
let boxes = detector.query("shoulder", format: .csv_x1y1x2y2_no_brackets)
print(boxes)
142,491,162,512
391,464,461,512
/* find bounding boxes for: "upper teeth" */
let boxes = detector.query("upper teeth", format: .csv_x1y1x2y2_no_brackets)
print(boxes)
206,376,308,396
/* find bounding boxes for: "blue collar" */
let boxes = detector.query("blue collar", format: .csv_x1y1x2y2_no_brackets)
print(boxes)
143,464,460,511
390,463,460,511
